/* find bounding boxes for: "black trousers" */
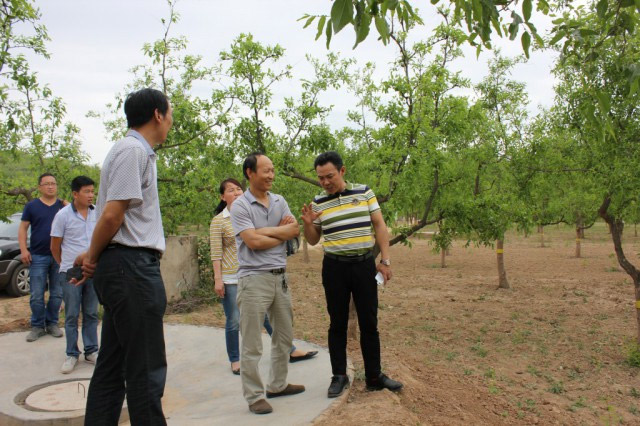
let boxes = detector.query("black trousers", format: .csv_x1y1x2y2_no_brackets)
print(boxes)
85,246,167,426
322,255,381,379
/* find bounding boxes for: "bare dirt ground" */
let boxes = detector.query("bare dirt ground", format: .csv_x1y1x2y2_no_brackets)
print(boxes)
2,223,640,425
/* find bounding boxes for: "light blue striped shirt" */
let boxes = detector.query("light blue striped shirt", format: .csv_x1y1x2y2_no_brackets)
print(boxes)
50,203,97,272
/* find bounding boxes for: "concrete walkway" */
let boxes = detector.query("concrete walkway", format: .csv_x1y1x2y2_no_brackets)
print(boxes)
0,324,350,425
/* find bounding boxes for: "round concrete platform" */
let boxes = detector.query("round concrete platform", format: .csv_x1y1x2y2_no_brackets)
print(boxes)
0,324,350,425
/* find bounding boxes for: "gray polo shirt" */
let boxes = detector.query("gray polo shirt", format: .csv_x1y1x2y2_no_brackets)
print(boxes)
230,190,292,278
96,129,165,252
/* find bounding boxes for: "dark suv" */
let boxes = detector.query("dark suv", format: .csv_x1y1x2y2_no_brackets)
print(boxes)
0,213,30,297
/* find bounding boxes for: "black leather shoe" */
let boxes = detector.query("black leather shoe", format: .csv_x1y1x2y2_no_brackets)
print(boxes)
327,375,350,398
366,373,403,392
289,350,318,363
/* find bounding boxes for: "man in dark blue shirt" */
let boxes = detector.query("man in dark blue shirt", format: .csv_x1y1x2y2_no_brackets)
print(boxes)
19,173,66,342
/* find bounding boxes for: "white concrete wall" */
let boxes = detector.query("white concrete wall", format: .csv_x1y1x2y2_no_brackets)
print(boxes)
160,235,200,301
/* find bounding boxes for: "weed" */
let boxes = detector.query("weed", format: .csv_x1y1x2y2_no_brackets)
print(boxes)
511,312,520,320
446,351,458,361
479,325,488,334
625,343,640,368
484,368,496,379
548,380,565,394
527,365,542,377
630,387,640,398
630,406,638,415
463,368,473,376
471,343,488,358
568,396,587,412
488,383,500,395
605,266,620,272
511,329,532,345
595,313,609,321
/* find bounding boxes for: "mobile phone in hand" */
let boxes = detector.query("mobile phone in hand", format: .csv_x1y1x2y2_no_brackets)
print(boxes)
66,266,83,282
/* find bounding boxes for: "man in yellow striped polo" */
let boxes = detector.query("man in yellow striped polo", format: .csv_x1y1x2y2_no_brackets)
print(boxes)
301,151,403,398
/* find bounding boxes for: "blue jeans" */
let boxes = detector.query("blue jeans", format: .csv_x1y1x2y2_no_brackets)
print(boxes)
29,254,62,329
221,284,295,362
60,272,99,358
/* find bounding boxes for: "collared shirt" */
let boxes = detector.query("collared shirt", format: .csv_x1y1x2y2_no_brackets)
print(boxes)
96,129,165,252
209,207,239,283
230,190,292,278
311,182,380,256
50,202,97,272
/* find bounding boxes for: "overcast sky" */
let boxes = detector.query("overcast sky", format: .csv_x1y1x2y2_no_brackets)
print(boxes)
27,0,558,165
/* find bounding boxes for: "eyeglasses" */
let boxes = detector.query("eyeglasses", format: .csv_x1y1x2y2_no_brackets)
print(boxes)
40,182,57,187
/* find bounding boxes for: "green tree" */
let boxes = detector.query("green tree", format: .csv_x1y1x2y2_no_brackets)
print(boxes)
549,3,640,341
0,0,90,220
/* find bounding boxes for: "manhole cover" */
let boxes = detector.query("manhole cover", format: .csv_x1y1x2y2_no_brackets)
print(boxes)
25,380,90,412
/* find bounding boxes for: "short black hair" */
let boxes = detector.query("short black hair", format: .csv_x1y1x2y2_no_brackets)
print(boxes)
124,88,169,128
314,151,343,170
242,152,264,180
38,173,56,185
71,176,95,192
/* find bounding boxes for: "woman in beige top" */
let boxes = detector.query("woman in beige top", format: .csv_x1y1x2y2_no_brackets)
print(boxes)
210,178,317,375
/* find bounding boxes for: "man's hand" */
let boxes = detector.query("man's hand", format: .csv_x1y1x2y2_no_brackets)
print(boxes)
20,249,32,265
376,263,392,284
279,216,296,226
70,252,97,286
301,204,321,226
214,280,225,298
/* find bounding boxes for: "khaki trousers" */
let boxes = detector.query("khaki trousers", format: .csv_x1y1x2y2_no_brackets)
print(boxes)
237,272,293,405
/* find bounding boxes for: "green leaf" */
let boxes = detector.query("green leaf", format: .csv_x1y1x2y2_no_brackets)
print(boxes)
620,0,634,7
472,0,483,22
430,0,440,4
595,90,611,113
596,0,608,18
353,12,371,48
385,0,399,9
508,22,519,40
375,15,390,44
636,0,640,13
303,16,315,29
316,16,327,40
331,0,354,34
523,0,532,22
325,18,333,48
521,31,531,58
549,31,564,45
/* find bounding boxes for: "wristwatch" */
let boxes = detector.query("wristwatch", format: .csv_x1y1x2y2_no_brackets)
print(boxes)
380,258,391,266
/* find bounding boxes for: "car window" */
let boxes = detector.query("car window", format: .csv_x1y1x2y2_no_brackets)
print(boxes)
0,215,21,239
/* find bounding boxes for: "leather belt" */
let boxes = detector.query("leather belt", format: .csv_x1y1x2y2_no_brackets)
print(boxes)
268,268,286,275
324,251,373,263
106,243,162,259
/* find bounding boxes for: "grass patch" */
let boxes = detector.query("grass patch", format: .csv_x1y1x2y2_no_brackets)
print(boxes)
471,343,488,358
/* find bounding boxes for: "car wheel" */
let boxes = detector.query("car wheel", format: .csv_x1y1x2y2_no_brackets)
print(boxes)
290,237,299,255
7,263,29,297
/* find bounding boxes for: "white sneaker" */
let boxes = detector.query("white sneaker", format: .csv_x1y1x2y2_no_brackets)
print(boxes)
61,356,78,374
85,352,98,364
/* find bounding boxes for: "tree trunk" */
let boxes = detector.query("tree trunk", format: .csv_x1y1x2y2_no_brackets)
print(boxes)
441,249,446,268
635,223,637,238
599,196,640,343
303,238,309,263
497,239,510,289
575,227,581,258
347,297,358,340
540,226,545,248
580,227,585,239
635,281,640,344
